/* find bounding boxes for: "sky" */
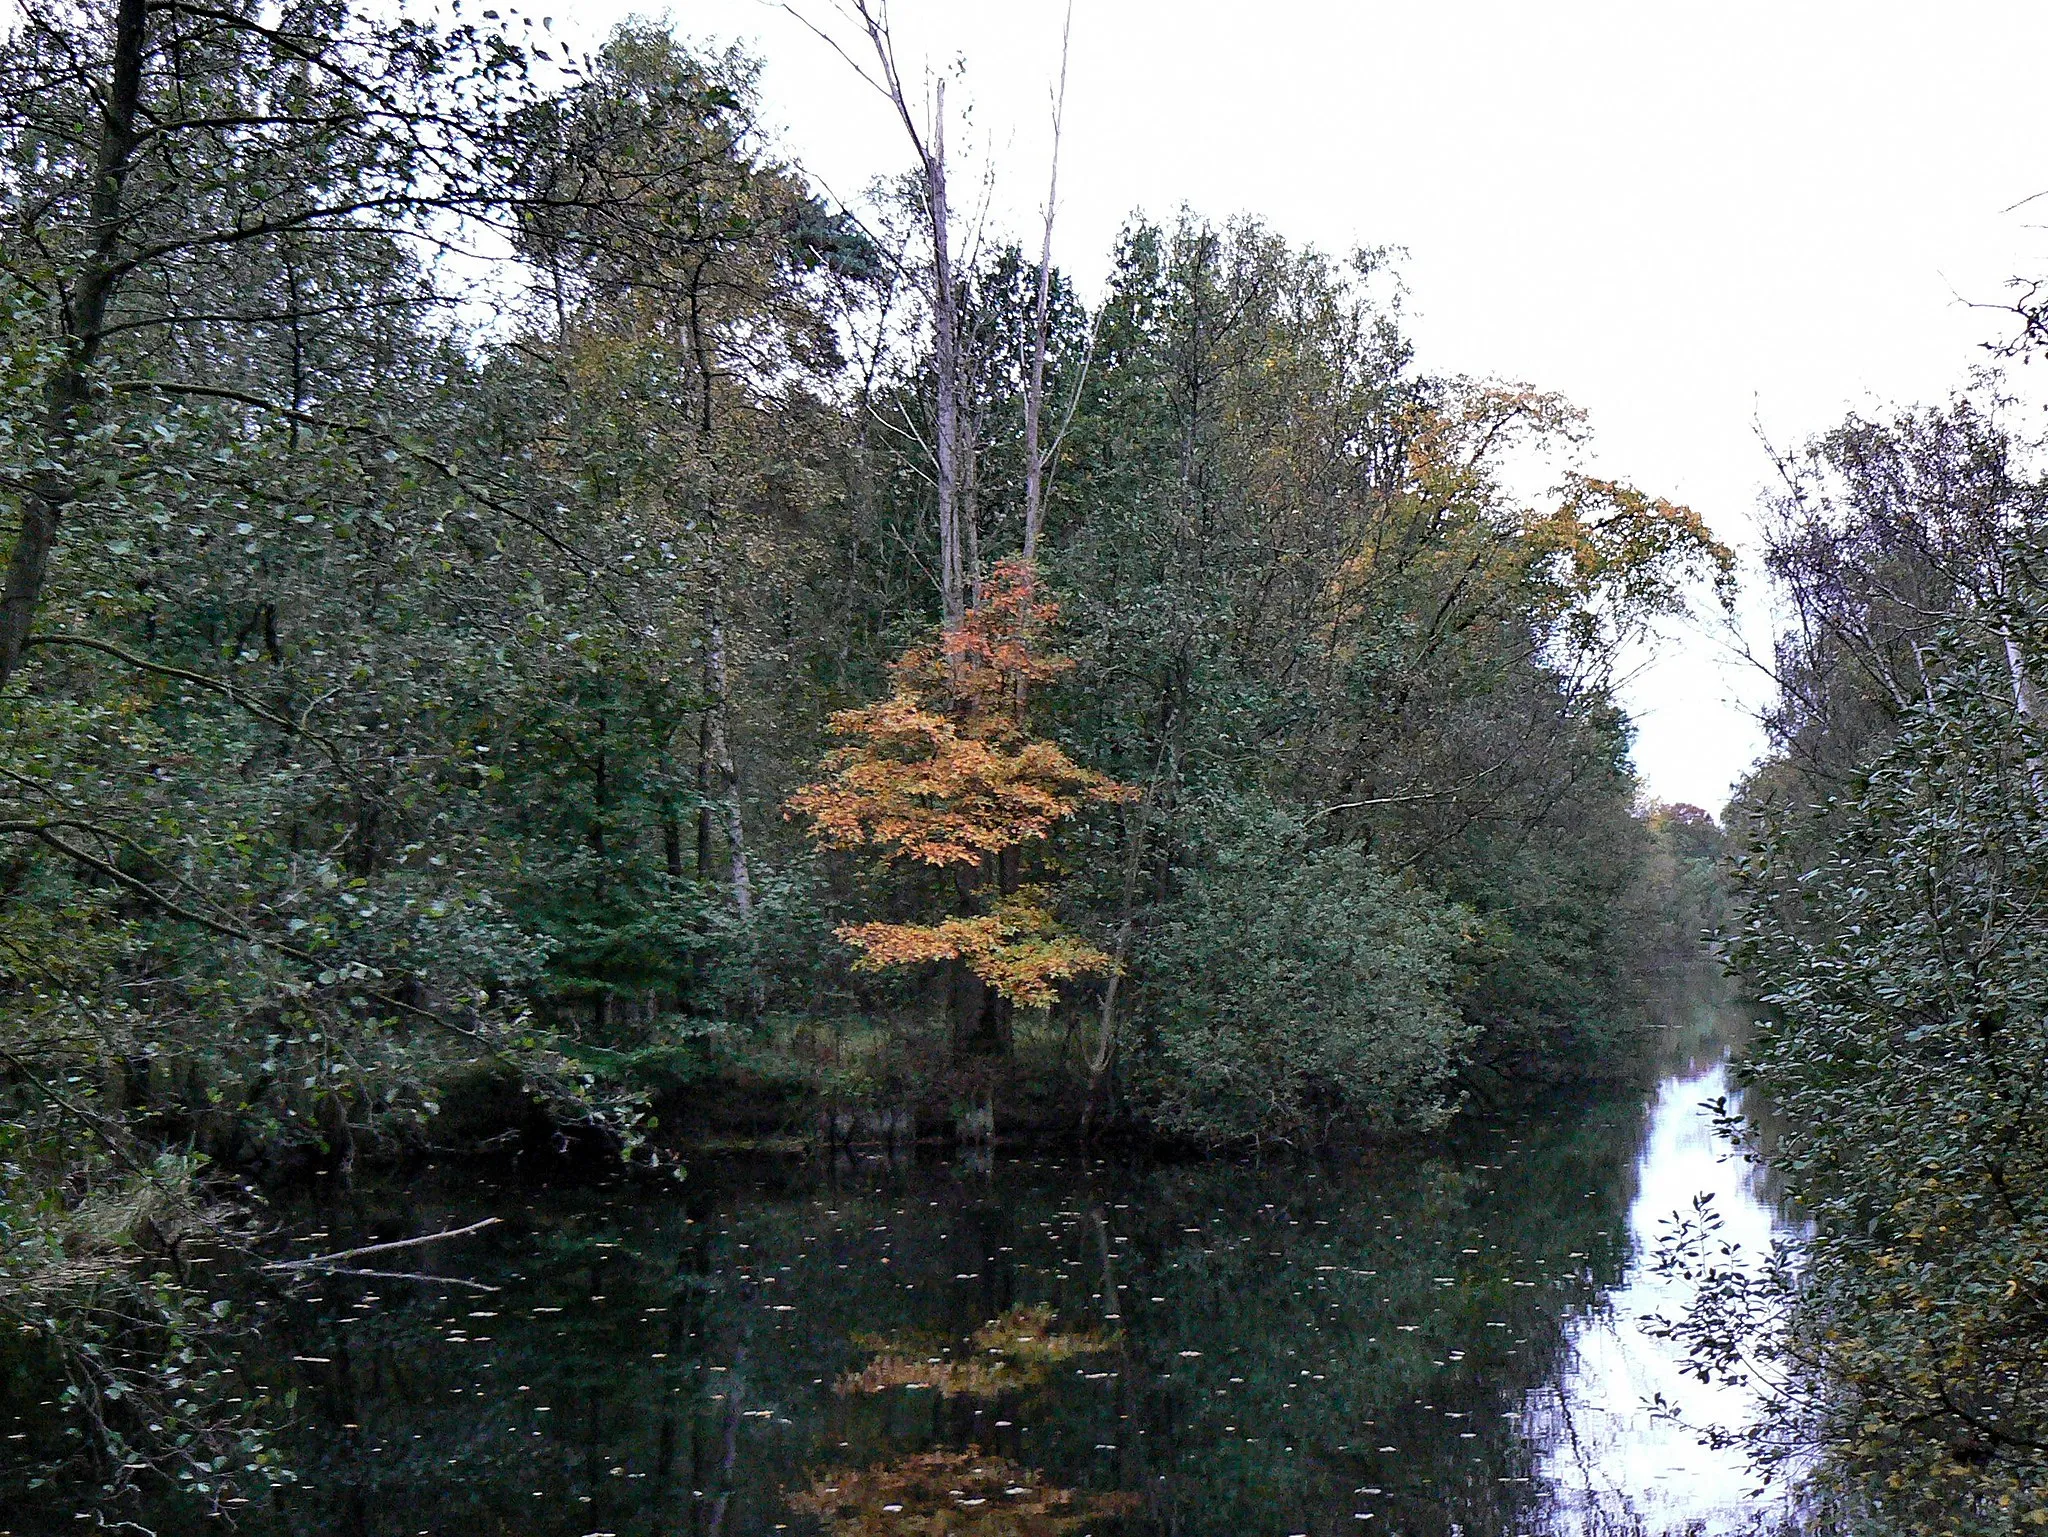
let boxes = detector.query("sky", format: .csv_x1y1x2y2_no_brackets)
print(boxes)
576,3,2048,810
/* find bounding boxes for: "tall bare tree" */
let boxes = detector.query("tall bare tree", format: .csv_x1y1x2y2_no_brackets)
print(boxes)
790,2,968,627
1021,1,1073,568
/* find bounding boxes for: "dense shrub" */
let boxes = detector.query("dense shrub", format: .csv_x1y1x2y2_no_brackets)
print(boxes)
1133,804,1473,1147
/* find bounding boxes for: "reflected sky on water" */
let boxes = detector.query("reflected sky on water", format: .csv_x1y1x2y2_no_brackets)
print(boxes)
1532,1059,1803,1533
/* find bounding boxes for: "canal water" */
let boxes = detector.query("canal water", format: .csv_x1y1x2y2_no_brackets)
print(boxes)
102,1011,1802,1537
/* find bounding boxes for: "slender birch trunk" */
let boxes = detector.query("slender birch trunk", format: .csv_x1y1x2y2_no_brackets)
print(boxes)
2003,629,2038,720
848,3,965,629
1021,2,1072,569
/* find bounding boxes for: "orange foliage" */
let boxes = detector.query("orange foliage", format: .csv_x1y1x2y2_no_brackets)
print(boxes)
789,560,1130,869
788,697,1120,868
787,562,1131,1006
835,1305,1119,1398
787,1448,1139,1536
839,891,1117,1009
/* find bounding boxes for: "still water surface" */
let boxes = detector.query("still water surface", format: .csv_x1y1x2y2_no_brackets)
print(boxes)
1530,1058,1794,1532
117,1023,1799,1536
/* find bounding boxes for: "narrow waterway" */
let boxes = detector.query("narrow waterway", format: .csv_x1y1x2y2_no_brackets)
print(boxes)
1531,1057,1800,1533
54,1008,1803,1537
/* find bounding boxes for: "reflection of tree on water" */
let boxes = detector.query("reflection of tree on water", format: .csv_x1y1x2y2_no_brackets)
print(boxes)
815,1307,1134,1532
837,1304,1118,1399
790,1448,1139,1535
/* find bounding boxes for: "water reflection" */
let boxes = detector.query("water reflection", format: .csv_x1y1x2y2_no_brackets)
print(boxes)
790,1448,1140,1535
1531,1060,1800,1534
55,1022,1801,1537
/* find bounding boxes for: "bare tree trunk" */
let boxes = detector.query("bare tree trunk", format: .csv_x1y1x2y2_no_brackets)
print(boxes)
962,375,984,611
846,3,965,629
1,0,147,691
927,79,965,629
1021,3,1072,569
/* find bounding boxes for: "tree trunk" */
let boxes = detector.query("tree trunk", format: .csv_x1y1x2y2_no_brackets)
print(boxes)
663,806,684,880
962,378,984,611
2000,626,2046,803
850,5,965,630
1082,775,1158,1142
705,597,753,919
949,859,1009,1058
949,964,1009,1058
2003,629,2038,721
694,713,714,880
0,0,147,690
928,79,966,630
1986,556,2042,798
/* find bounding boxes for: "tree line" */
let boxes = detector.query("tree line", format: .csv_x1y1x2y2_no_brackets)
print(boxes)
1650,385,2048,1535
0,0,1728,1511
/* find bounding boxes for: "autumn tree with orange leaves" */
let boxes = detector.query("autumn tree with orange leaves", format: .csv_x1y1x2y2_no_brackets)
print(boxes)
789,560,1131,1052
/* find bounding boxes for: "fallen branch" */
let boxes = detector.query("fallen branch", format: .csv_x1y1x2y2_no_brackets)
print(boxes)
283,1266,500,1293
264,1216,501,1272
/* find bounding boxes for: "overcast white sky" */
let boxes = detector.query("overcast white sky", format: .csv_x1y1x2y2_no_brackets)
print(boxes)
570,0,2048,812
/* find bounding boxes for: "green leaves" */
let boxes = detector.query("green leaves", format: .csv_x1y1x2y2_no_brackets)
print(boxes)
1132,796,1475,1148
1727,633,2048,1528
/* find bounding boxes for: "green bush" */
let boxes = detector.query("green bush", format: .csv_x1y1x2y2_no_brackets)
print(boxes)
1132,803,1474,1147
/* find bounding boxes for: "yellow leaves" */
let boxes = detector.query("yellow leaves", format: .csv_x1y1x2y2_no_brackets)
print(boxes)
1334,381,1732,658
838,893,1119,1008
1313,406,1729,702
1532,475,1736,615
